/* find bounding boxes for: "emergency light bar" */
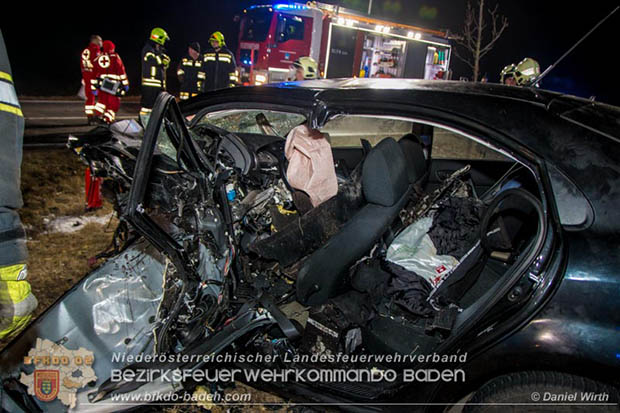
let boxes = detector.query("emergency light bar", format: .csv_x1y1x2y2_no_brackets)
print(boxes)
247,3,308,11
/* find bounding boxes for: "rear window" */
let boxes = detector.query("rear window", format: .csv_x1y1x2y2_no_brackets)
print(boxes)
320,115,413,148
432,128,508,161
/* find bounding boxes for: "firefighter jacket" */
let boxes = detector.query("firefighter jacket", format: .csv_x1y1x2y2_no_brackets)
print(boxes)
0,30,37,339
201,46,238,92
177,54,204,99
80,42,100,74
141,40,170,92
92,47,129,95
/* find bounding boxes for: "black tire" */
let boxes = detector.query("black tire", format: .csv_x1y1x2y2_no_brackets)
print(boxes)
463,371,620,412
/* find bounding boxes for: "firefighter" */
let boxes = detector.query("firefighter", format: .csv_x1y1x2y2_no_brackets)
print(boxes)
80,35,102,124
501,58,540,86
177,42,203,100
92,40,129,124
202,31,238,92
0,30,37,339
140,27,171,121
513,58,541,86
500,63,517,85
290,56,319,81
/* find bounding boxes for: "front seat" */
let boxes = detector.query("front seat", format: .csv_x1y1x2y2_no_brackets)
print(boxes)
399,133,429,189
297,138,411,305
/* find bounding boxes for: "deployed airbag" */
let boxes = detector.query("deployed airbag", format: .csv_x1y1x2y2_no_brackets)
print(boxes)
285,125,338,207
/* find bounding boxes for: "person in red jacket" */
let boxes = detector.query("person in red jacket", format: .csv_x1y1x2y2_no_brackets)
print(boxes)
80,35,102,124
92,40,129,124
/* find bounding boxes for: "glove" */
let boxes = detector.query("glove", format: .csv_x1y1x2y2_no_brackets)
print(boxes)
92,89,98,96
119,85,129,97
162,54,171,69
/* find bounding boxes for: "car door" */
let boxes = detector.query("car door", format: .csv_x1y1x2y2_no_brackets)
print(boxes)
127,92,213,273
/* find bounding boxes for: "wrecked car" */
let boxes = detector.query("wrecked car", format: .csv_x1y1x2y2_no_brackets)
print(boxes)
1,79,619,411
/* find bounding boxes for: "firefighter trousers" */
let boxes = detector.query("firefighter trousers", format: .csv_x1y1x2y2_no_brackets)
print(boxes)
140,85,163,114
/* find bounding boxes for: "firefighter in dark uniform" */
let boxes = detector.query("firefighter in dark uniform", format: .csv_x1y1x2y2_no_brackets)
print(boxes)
0,30,37,339
140,27,170,121
202,31,238,92
177,42,203,100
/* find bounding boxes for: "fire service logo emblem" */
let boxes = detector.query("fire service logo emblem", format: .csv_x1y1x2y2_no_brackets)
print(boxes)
34,370,60,402
20,338,97,408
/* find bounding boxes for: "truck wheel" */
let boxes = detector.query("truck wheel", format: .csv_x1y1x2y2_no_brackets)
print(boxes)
463,371,619,412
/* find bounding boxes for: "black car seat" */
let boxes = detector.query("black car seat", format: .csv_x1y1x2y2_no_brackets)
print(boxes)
398,133,429,190
381,134,430,247
297,138,411,305
429,187,544,306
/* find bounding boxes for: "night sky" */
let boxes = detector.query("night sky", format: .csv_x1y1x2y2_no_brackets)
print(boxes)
2,1,619,106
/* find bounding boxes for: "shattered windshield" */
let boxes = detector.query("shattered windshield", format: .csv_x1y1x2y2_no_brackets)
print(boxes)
199,109,306,137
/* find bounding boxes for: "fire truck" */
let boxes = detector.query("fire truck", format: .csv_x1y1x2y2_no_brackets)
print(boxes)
237,2,451,85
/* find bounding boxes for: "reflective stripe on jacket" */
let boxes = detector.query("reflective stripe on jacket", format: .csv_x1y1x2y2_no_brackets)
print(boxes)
201,46,237,92
177,55,204,97
141,40,168,89
0,263,37,339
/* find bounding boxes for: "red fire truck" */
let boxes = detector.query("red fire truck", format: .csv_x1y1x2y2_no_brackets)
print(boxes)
237,2,451,85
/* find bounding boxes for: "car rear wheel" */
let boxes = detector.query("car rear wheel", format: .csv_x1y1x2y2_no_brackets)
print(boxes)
463,371,620,412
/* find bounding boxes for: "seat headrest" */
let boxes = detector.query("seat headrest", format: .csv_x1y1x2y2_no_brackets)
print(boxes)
362,138,409,207
399,134,427,184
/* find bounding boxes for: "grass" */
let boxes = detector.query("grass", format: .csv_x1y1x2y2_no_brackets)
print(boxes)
0,149,116,349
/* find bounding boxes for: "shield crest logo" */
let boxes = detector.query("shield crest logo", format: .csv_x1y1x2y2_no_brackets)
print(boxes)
34,370,59,402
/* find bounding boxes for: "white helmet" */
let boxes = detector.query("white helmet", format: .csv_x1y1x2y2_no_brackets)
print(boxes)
292,56,318,80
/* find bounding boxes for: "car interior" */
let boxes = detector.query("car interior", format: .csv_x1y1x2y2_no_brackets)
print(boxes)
185,109,547,364
74,103,546,372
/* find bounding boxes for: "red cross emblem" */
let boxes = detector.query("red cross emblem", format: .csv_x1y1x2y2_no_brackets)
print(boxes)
98,55,110,68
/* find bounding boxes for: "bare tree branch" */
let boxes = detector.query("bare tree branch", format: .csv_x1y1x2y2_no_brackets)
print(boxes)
452,47,475,70
453,0,509,81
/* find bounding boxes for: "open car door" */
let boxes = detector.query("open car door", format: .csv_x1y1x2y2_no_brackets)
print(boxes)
89,93,298,404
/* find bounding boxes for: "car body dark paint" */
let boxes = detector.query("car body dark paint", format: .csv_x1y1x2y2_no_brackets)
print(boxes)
181,79,620,402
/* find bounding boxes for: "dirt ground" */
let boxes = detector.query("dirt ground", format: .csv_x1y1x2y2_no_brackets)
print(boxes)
2,148,289,412
1,148,116,349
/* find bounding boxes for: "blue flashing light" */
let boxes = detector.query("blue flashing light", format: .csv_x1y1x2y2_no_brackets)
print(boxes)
248,3,307,11
247,4,271,11
274,3,307,10
616,353,620,359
